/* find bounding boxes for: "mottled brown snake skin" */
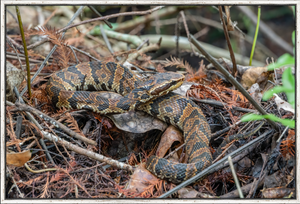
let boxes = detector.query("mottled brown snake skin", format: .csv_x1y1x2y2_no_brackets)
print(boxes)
46,61,212,183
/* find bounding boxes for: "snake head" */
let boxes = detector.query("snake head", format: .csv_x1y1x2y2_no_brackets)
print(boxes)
148,72,185,96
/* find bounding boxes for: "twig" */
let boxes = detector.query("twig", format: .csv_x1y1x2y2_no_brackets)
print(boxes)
13,87,55,164
218,6,237,77
66,43,101,62
159,129,273,198
247,157,268,198
39,138,55,165
14,102,97,146
213,121,265,160
237,6,293,54
222,142,257,170
249,6,261,66
6,54,52,64
194,27,210,39
164,143,185,159
189,34,279,131
175,13,181,58
116,6,128,24
6,167,24,198
6,36,23,51
43,8,58,26
211,6,246,38
88,6,112,28
27,38,49,50
213,142,235,163
127,38,161,62
16,6,32,97
7,9,18,23
57,6,164,34
28,148,64,158
6,51,53,62
276,115,294,143
211,121,241,140
228,156,244,198
20,6,85,97
15,116,23,139
180,11,195,54
100,24,115,55
186,15,277,58
6,38,24,70
52,129,84,148
114,6,176,31
68,46,79,64
41,130,134,173
8,102,133,173
136,39,149,50
220,176,264,198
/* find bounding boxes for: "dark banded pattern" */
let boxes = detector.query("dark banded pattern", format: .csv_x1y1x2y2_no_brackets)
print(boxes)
139,93,212,183
46,61,212,184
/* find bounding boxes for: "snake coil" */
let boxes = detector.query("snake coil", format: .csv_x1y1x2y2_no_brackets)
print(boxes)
46,61,212,183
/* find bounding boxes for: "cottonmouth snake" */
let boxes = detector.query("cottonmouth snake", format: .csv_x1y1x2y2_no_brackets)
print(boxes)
46,61,212,183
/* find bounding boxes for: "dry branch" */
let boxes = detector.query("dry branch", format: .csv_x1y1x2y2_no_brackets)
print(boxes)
14,102,97,146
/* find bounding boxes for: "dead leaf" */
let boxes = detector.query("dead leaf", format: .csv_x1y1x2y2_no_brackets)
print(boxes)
264,170,287,188
156,125,183,158
178,187,199,198
6,150,31,167
241,66,268,89
126,163,160,194
261,187,295,198
248,83,263,103
95,92,168,133
273,94,294,114
108,111,168,134
6,61,25,102
172,82,195,96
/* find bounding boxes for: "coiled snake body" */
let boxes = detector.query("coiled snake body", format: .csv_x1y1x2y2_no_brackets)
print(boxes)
46,61,212,183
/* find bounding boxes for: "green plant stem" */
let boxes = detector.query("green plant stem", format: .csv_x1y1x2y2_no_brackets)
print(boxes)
15,6,31,98
249,6,261,66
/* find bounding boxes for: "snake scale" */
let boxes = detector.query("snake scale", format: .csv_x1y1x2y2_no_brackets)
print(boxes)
46,61,212,183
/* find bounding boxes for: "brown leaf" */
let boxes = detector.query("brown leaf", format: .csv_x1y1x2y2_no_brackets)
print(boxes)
240,66,269,89
126,163,160,194
6,150,31,167
156,125,183,158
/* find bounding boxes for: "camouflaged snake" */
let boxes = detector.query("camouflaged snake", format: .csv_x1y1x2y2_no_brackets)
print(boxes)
46,61,212,183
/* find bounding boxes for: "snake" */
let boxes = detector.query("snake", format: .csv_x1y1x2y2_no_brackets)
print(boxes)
46,61,212,184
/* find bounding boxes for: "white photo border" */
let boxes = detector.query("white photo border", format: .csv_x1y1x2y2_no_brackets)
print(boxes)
1,1,299,203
